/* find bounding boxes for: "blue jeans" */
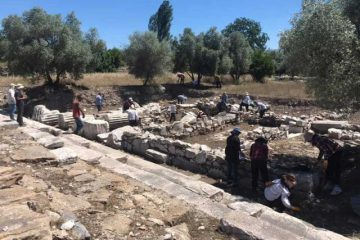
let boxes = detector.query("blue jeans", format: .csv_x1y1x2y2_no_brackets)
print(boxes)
227,161,239,182
74,117,84,134
8,104,16,120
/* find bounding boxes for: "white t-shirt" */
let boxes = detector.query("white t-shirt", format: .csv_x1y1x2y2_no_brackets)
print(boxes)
242,95,252,105
257,102,267,111
264,179,292,209
7,88,16,104
127,110,139,121
169,105,176,114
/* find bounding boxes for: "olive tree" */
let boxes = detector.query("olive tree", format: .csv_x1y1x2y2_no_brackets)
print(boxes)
228,32,253,84
1,7,91,85
280,0,360,108
125,31,172,86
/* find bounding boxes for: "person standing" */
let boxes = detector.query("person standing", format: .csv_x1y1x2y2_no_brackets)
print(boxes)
221,92,228,104
123,97,134,112
264,174,300,213
127,109,139,126
240,92,252,112
14,84,26,126
225,128,242,184
7,83,16,120
73,94,85,134
250,137,270,191
169,103,177,122
95,93,104,112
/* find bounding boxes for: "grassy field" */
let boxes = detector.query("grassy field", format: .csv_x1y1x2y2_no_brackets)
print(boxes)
0,72,311,100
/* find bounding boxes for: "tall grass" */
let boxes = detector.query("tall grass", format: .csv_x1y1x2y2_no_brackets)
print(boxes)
0,75,29,87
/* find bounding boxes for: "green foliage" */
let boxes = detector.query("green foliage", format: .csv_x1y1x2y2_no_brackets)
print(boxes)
125,31,172,85
280,0,360,108
85,28,107,72
222,17,269,50
228,32,253,83
0,7,91,84
98,48,125,72
267,49,286,74
250,51,275,82
343,0,360,36
148,0,173,41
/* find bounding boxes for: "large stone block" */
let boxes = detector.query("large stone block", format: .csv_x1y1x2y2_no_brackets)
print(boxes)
328,128,342,140
50,147,78,165
311,120,348,134
107,126,140,149
145,149,168,164
82,119,109,140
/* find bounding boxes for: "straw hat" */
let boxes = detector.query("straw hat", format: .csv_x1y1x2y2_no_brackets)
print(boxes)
16,84,24,89
245,92,249,96
10,83,15,87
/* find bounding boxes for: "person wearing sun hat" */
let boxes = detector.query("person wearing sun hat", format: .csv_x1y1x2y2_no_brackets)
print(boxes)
225,127,243,185
7,83,16,120
14,84,27,126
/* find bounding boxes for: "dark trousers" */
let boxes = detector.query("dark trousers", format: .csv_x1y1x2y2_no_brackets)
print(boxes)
74,117,83,134
129,120,138,126
267,197,287,212
170,113,176,122
251,159,269,189
227,161,239,182
178,99,184,104
215,81,222,88
16,104,24,126
259,109,267,118
326,150,343,185
96,105,102,112
240,103,249,112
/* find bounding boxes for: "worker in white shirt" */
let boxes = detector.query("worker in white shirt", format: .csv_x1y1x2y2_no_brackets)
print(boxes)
264,174,301,213
240,92,252,112
169,103,177,122
7,83,16,120
127,109,139,126
254,100,269,118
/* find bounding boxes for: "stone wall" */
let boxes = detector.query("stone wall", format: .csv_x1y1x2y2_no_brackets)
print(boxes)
121,130,321,194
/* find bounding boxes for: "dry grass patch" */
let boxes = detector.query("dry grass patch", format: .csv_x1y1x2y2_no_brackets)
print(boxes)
219,80,311,99
0,76,29,87
78,72,177,88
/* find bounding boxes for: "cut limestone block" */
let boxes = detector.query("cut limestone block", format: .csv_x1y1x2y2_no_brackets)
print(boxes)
311,120,348,134
32,105,60,126
145,149,168,164
11,146,56,163
50,147,78,165
37,136,64,149
82,119,109,140
58,112,75,130
328,128,343,140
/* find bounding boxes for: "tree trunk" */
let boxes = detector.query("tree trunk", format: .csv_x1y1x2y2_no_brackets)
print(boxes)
143,73,150,86
54,72,61,85
186,72,195,81
197,73,202,86
45,71,53,85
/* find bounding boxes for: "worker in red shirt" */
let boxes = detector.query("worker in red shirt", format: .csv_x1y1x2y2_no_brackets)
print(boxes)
250,137,270,192
73,94,85,134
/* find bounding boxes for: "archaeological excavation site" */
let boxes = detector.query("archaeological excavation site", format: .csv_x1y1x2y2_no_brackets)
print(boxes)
0,85,359,240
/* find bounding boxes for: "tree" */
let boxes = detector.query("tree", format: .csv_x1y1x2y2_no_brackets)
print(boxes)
222,17,269,50
173,28,197,80
148,0,173,41
1,7,91,85
85,28,107,72
280,0,360,108
228,32,253,84
343,0,360,36
125,31,172,85
250,51,275,82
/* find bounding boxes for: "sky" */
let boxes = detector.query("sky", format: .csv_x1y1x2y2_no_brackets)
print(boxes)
0,0,303,49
